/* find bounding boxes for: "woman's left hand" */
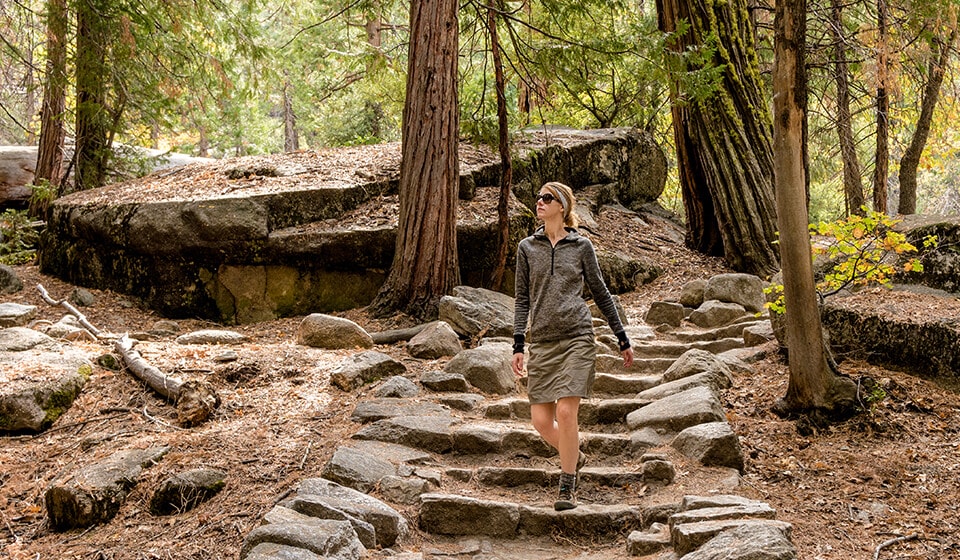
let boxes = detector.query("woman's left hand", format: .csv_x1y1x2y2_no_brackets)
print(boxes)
621,347,634,368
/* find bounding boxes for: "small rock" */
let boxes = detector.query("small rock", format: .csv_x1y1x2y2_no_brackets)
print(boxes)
0,264,23,293
680,279,707,308
0,302,37,328
69,288,96,307
704,273,767,312
97,353,121,370
645,301,684,327
176,329,249,345
642,459,675,483
213,350,240,363
321,447,396,493
420,370,470,393
332,352,406,392
689,300,749,328
406,321,462,359
375,376,420,398
380,475,436,505
149,468,227,515
297,313,374,349
443,342,515,395
438,286,515,339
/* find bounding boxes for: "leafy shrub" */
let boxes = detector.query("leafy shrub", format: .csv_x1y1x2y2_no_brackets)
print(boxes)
0,209,40,265
765,209,938,314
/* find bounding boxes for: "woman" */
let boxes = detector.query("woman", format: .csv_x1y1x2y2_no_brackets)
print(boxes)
511,181,634,511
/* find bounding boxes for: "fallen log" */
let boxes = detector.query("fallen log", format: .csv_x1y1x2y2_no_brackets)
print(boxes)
370,323,431,345
114,335,220,426
36,283,103,338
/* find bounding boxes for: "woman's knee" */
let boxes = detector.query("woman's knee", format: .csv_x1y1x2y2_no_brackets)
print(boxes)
554,398,580,425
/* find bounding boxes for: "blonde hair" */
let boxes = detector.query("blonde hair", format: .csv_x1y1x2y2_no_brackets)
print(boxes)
541,182,579,228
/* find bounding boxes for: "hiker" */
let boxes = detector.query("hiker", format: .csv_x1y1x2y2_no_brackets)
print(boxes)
511,181,634,511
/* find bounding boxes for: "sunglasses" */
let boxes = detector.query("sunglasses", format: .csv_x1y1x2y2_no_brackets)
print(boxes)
535,193,557,204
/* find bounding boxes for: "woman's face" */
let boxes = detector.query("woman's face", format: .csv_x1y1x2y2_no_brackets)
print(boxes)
536,189,563,222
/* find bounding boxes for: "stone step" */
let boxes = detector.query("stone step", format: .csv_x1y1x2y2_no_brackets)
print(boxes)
467,466,645,489
483,398,650,425
596,354,675,374
593,372,663,395
452,423,635,457
418,493,644,538
669,319,763,343
632,338,744,358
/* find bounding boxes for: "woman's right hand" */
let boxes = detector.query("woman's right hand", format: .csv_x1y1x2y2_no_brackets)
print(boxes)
511,352,524,376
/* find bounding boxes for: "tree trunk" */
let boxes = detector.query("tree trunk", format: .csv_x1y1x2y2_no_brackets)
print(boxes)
773,0,830,409
488,1,512,292
830,0,865,217
872,0,889,214
74,0,112,192
773,0,857,418
369,0,460,320
35,0,68,194
283,79,299,152
898,27,956,215
656,0,780,276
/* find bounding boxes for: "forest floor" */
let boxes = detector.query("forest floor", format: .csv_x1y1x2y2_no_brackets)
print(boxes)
2,207,960,560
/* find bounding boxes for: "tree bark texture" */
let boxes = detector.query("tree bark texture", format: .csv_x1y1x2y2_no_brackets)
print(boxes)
283,79,299,152
774,0,844,412
656,0,780,276
898,28,956,215
488,1,513,292
75,0,112,191
35,0,68,191
872,0,889,214
370,0,460,320
830,0,865,217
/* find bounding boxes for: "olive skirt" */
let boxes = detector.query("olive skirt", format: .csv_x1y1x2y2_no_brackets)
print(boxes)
526,334,597,404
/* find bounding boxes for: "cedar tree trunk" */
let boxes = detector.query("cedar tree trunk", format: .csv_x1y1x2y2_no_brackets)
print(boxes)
656,0,780,276
74,0,112,191
35,0,68,193
369,0,460,320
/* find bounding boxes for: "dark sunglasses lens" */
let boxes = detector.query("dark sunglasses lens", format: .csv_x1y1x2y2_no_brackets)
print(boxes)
537,194,555,203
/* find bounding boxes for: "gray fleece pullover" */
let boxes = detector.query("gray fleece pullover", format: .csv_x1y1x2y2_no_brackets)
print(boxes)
513,226,626,347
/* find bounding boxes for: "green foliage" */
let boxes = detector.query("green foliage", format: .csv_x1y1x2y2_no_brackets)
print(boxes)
0,209,39,265
28,179,57,220
765,209,938,315
811,209,929,296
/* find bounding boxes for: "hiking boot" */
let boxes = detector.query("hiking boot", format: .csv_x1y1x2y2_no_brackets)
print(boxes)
555,472,577,511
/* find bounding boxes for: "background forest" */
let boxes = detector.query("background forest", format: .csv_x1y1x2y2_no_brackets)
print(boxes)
1,0,959,223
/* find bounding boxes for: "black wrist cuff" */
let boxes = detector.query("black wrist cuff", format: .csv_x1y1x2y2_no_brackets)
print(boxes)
616,331,631,351
513,334,525,355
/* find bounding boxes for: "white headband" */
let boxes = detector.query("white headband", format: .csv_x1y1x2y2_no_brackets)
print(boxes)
553,189,569,213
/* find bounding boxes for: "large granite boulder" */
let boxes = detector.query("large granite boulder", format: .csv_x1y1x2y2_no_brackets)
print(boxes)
38,129,666,323
439,286,514,339
1,329,93,434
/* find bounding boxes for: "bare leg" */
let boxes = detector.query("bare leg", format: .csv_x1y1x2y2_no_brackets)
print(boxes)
555,396,581,474
530,402,559,449
530,398,581,474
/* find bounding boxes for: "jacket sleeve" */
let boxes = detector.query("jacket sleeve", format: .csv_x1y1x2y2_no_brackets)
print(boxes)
581,238,628,342
513,243,531,349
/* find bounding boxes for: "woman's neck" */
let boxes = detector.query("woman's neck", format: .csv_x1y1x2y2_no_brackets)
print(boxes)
543,220,566,243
